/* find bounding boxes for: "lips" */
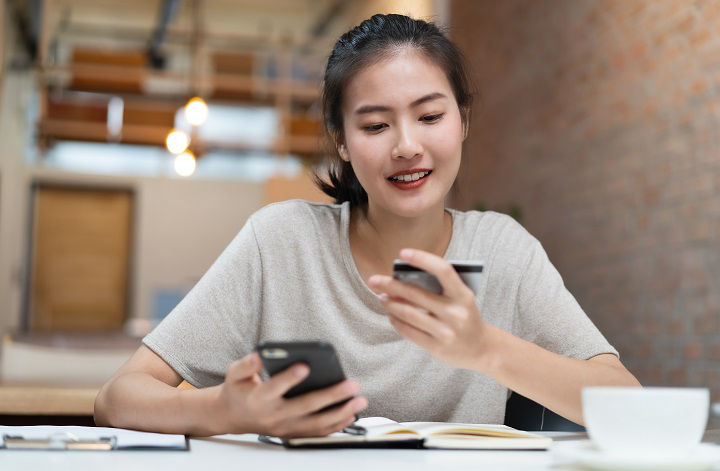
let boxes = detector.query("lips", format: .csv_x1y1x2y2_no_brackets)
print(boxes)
387,168,433,183
387,168,432,190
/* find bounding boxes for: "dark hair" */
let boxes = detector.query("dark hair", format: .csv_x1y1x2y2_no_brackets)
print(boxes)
314,14,473,207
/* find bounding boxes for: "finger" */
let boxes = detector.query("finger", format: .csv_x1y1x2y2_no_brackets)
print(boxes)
389,314,436,352
370,275,449,318
398,248,467,299
380,297,452,339
284,379,359,417
290,396,368,438
226,352,263,382
259,362,310,399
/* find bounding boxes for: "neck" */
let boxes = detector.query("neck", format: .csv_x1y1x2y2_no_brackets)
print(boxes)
350,201,452,277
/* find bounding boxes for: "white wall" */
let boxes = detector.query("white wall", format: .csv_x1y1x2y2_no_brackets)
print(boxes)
134,177,263,325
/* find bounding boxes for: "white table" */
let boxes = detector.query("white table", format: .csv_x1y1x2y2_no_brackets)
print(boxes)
2,432,582,471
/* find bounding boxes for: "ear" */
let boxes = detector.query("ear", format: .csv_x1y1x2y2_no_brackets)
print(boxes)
338,143,350,162
461,108,470,141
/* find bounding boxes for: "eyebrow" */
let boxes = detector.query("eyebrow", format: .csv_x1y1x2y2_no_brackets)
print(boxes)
354,92,448,115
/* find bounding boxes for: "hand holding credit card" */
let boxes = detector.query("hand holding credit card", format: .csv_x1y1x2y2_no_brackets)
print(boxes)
392,260,484,295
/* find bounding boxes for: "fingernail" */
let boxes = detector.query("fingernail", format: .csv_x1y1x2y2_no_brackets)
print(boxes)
400,248,413,259
294,365,309,378
343,381,359,394
377,293,389,303
368,275,382,286
353,397,368,411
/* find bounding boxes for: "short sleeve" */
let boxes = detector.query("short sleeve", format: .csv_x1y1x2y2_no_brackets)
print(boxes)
143,217,263,387
514,236,618,360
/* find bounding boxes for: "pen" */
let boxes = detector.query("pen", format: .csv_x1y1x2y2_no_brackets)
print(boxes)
342,424,367,436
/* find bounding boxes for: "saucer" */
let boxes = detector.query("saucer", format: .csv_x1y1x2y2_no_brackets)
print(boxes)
551,440,720,471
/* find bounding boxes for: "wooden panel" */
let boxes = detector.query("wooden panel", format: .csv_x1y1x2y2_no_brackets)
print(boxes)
288,114,322,137
70,48,147,93
70,68,144,94
39,120,109,143
72,49,147,67
264,169,333,205
122,101,176,127
30,186,133,332
213,52,254,75
46,96,107,123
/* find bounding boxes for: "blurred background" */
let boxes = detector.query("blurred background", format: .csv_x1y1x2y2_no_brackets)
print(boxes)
0,0,718,425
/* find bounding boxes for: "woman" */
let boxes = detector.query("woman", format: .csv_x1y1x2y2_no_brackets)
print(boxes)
95,14,639,438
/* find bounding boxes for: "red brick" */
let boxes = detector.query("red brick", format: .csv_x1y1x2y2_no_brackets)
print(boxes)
683,342,703,360
692,79,709,94
694,314,719,335
668,367,688,385
706,345,720,361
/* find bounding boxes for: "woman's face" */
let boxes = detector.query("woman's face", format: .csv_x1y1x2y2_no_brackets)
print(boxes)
340,47,464,219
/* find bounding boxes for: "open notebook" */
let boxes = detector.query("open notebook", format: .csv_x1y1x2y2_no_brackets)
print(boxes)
280,417,552,449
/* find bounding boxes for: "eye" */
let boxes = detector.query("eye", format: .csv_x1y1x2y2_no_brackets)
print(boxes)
363,123,387,133
420,113,444,123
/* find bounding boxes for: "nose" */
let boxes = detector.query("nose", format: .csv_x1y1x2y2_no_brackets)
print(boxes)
391,122,423,160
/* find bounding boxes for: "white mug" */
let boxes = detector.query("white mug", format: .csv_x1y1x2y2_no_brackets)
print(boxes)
582,386,709,458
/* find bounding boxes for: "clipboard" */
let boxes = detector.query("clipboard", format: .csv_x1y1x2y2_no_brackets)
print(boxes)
3,432,116,450
0,425,189,451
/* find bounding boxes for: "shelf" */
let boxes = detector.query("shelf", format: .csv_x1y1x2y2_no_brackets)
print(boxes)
44,65,320,103
0,386,98,415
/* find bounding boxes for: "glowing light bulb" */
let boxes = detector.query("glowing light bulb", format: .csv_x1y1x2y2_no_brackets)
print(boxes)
165,129,190,154
174,151,196,177
184,97,209,126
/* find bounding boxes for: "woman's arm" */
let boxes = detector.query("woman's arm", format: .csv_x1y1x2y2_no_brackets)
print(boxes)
471,327,638,424
95,345,367,436
94,345,225,435
369,248,639,425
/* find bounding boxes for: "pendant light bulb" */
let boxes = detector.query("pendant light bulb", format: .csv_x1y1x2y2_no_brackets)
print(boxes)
184,97,209,126
174,151,196,177
165,129,190,154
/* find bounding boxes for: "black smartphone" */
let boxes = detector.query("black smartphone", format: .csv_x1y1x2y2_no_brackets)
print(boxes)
256,341,350,408
392,259,484,295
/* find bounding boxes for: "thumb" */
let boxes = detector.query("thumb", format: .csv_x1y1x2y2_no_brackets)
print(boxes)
227,352,262,382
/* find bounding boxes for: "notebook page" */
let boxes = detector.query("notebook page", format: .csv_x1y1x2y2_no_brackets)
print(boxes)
397,422,538,438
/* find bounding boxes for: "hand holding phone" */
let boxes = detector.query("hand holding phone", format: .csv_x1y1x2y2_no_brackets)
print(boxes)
257,341,349,402
214,344,366,438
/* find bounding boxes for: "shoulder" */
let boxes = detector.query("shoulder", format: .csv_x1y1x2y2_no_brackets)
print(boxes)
449,209,540,272
452,209,537,248
248,199,344,238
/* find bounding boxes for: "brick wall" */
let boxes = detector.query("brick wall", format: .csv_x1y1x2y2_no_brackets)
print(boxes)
450,0,720,399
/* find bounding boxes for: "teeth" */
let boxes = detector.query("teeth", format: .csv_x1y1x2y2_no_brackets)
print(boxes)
391,171,430,182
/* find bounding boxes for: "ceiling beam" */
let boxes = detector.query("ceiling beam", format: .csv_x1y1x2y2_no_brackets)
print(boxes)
148,0,183,69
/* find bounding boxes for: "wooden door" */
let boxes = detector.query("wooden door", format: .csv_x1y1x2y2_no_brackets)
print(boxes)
29,185,133,331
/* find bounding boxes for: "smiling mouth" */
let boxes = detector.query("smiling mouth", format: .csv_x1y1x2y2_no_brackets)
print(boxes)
387,170,432,183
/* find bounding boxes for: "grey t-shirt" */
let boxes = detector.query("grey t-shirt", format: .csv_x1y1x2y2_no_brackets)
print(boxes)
144,200,617,423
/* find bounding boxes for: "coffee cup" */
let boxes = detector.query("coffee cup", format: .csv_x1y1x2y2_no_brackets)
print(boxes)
582,386,709,458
